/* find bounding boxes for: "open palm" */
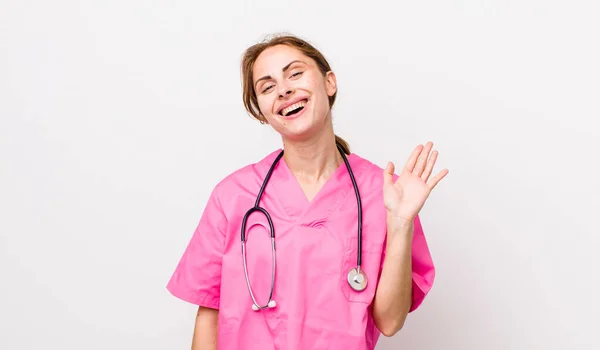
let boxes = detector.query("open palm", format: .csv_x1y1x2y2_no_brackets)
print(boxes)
383,142,449,222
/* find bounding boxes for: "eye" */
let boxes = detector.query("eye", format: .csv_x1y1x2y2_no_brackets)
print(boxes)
291,71,303,78
261,85,274,93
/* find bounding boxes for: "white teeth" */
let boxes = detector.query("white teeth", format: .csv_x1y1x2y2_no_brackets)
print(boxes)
281,100,307,116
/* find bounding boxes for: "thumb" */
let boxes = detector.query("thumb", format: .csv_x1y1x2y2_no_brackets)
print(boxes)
383,161,395,185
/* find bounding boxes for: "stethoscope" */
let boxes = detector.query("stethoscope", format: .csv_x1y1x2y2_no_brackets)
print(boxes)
241,143,367,311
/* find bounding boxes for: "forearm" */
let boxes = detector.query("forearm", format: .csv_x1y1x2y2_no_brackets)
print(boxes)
372,216,414,336
191,306,219,350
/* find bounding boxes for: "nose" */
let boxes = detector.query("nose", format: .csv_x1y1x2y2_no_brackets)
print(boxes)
277,82,294,99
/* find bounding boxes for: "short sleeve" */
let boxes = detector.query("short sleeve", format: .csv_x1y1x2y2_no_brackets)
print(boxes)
166,187,228,309
408,214,435,312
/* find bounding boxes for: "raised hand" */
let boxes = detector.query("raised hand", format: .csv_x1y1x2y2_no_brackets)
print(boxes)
383,141,449,224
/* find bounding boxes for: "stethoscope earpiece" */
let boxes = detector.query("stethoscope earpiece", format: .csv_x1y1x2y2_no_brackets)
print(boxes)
251,299,276,311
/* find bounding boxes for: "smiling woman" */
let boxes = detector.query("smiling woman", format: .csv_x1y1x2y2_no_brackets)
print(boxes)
240,35,351,154
166,33,448,350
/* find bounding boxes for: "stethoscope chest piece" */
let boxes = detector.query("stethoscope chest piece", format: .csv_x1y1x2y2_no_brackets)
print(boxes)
347,267,368,291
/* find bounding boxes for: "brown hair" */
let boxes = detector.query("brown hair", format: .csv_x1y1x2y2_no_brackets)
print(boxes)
240,33,350,154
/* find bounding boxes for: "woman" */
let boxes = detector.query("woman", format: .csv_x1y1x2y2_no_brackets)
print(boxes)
167,33,448,350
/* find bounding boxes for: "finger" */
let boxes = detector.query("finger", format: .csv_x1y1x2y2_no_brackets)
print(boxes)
413,141,433,176
427,169,449,190
383,161,395,185
421,150,438,181
403,144,423,173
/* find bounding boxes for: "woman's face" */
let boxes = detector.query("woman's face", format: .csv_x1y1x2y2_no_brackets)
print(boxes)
252,44,337,142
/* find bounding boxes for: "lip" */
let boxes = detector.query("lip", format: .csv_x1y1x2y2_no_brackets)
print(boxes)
276,96,309,116
281,100,308,120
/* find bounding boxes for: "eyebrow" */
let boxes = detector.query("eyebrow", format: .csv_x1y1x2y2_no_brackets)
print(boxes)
254,60,307,89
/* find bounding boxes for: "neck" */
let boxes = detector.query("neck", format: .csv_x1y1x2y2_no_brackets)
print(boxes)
281,123,343,185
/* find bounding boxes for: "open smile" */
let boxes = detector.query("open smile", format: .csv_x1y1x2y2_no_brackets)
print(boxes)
278,99,308,118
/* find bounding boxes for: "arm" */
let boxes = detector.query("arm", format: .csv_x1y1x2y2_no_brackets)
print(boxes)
372,216,414,337
191,306,219,350
374,142,448,336
166,187,228,349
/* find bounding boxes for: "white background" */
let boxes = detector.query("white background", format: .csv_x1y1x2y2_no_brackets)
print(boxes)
1,0,599,349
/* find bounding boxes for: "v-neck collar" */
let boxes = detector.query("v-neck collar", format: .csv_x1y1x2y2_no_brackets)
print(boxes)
259,149,361,224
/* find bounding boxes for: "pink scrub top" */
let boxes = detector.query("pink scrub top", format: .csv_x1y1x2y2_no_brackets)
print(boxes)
167,149,435,350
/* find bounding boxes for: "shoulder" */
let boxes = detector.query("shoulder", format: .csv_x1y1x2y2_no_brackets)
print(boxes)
350,152,403,183
348,152,388,188
349,152,383,174
210,149,283,199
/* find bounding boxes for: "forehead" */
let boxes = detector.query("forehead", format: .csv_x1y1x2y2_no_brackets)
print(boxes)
253,45,314,79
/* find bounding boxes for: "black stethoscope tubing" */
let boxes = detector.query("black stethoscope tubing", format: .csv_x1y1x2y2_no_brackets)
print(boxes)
241,143,364,311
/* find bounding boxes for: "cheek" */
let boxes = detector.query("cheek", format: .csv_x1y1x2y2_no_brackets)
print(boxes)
305,76,322,92
256,96,273,116
306,76,330,104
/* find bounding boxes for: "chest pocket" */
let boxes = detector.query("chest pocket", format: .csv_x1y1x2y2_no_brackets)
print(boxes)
340,235,384,304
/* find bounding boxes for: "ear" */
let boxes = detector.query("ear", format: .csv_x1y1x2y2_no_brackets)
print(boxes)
324,71,337,97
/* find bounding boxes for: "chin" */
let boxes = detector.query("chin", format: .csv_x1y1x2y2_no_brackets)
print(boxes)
280,121,321,142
